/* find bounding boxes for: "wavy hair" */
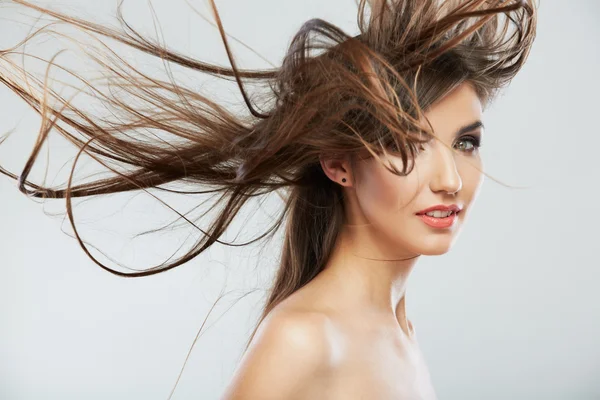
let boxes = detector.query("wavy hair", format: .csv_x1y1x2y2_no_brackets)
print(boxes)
0,0,537,397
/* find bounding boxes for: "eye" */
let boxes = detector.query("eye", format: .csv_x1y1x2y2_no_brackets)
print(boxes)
454,135,481,153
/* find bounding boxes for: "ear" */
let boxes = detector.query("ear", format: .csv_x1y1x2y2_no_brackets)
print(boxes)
319,154,353,187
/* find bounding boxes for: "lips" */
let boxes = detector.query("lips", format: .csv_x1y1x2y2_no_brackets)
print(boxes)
417,212,458,228
416,204,463,215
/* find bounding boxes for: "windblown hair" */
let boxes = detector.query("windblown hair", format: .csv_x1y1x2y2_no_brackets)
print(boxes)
0,0,536,396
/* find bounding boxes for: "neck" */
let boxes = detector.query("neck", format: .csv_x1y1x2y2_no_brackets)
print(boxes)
320,225,420,337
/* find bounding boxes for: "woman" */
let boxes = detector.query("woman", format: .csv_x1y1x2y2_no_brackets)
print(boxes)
1,0,537,398
222,80,487,400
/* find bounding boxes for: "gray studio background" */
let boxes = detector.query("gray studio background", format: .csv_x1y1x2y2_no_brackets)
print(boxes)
1,1,598,399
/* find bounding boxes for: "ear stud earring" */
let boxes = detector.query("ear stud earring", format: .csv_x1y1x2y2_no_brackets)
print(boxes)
342,178,347,183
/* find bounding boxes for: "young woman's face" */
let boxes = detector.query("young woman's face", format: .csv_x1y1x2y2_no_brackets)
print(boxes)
352,82,484,256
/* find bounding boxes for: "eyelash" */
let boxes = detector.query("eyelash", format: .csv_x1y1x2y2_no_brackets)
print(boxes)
386,134,482,154
454,135,482,153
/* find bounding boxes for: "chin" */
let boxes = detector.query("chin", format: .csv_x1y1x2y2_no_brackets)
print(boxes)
417,230,462,256
418,245,452,256
398,233,458,257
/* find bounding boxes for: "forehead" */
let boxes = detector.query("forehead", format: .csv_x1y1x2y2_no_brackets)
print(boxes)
423,83,483,136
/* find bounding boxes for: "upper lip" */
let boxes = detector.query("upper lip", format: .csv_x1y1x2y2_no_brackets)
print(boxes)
416,204,463,215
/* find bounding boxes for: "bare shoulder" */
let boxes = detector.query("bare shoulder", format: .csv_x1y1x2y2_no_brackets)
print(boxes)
221,308,335,400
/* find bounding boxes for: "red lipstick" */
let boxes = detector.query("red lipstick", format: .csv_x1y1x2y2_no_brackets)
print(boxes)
416,204,462,229
416,204,462,215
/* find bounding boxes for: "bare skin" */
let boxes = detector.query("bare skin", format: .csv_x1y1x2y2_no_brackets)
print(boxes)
223,82,484,399
270,270,436,400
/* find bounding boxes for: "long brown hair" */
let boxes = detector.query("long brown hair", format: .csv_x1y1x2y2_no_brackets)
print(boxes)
0,0,537,396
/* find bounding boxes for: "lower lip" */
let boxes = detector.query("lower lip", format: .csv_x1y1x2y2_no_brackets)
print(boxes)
416,212,459,229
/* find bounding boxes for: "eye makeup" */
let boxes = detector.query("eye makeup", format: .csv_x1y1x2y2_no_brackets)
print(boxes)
455,132,482,153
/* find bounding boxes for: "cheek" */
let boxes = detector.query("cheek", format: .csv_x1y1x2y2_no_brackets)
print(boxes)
355,160,419,224
457,157,484,202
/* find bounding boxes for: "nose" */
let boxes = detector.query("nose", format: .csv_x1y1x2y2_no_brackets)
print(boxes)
430,143,462,195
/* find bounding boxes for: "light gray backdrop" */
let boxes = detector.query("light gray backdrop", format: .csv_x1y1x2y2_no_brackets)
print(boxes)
1,1,598,399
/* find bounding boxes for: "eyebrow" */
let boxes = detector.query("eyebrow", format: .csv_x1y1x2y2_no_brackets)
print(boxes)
455,120,485,136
